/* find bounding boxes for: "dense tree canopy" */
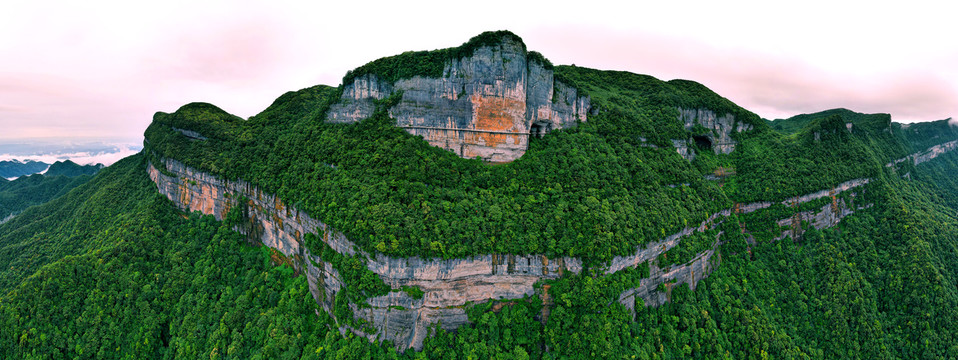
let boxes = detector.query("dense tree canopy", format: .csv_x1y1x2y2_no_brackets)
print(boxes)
4,35,958,358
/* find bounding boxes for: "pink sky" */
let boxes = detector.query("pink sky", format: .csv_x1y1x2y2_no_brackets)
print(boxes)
2,0,955,143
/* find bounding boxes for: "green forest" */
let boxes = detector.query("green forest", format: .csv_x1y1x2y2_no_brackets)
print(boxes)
0,162,99,221
3,31,958,359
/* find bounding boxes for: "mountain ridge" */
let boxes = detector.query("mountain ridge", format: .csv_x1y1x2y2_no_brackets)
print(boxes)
138,31,958,351
4,30,958,358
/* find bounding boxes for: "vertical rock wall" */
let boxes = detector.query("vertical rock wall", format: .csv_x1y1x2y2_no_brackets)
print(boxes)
887,139,958,169
148,157,584,349
672,108,754,160
325,36,590,162
145,138,957,348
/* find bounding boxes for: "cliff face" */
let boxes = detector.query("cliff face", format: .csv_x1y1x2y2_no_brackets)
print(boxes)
887,139,958,168
149,158,582,349
672,108,753,161
326,36,590,162
145,143,900,349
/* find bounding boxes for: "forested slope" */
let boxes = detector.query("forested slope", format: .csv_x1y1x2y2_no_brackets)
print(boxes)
3,151,957,359
2,31,958,359
0,172,95,223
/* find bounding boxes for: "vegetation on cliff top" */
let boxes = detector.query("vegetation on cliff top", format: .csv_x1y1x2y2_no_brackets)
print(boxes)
3,149,958,358
342,30,550,86
5,31,958,359
143,50,954,264
45,160,102,177
146,78,729,264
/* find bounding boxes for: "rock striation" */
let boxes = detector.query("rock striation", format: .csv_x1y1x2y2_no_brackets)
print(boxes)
774,197,870,241
326,35,590,162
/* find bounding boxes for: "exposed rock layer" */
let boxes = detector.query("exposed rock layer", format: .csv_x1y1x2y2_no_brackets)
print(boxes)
887,139,958,168
145,136,955,350
326,37,590,162
672,108,753,161
148,162,890,349
149,158,582,349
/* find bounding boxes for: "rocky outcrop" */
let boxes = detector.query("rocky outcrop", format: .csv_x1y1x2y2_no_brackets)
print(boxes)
735,201,772,214
781,190,868,240
326,75,394,124
606,210,730,274
326,36,590,162
774,197,869,241
148,157,582,349
783,178,870,206
146,137,958,349
171,127,208,141
618,248,719,309
612,177,876,313
887,139,958,168
672,139,696,161
147,154,884,348
672,108,753,161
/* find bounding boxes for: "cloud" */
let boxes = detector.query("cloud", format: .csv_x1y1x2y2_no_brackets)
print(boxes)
2,1,956,148
525,26,958,122
0,144,141,166
0,73,152,140
1,1,303,144
149,18,291,84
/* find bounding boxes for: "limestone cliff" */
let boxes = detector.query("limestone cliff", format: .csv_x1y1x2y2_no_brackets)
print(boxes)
887,139,958,168
148,157,581,349
672,108,753,161
146,148,897,349
326,35,590,162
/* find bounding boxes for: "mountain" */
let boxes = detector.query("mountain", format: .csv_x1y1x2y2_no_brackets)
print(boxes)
0,160,48,179
3,30,958,359
0,160,102,223
44,160,104,177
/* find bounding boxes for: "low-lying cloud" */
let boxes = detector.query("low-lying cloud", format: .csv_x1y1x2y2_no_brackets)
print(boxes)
0,144,142,166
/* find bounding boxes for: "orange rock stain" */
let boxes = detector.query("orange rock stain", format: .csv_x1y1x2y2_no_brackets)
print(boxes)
470,94,524,149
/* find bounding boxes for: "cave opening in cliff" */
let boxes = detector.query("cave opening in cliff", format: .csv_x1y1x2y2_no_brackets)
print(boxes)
693,135,712,151
530,122,551,138
530,123,543,138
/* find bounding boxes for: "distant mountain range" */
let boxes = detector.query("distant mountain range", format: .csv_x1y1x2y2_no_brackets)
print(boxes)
45,160,104,177
0,160,103,222
0,160,49,179
0,159,104,180
3,30,958,359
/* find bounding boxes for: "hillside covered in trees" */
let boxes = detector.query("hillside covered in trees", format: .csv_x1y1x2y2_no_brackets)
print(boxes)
0,161,101,222
2,31,958,359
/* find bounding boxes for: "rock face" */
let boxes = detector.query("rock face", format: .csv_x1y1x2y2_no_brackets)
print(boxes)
148,157,583,349
171,127,208,141
146,151,891,349
887,139,958,169
672,108,753,161
618,249,719,309
774,197,868,241
145,134,958,349
326,36,590,162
